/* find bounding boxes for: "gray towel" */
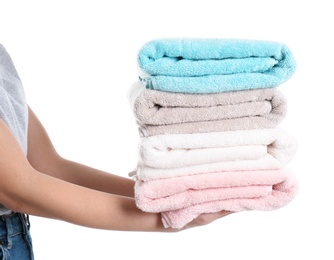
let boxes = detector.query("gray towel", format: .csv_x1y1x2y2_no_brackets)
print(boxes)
128,81,287,137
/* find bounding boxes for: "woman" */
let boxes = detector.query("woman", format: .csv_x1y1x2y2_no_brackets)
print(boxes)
0,44,231,259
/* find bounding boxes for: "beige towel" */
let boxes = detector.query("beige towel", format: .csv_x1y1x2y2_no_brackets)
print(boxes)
128,81,287,137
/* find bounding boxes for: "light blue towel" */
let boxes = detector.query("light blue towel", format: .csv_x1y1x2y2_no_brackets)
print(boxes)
137,38,297,93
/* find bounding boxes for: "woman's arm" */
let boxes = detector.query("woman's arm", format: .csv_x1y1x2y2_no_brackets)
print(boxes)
0,107,231,232
26,107,135,197
0,117,168,231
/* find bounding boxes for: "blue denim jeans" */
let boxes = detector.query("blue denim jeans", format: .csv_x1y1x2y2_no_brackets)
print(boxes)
0,212,34,260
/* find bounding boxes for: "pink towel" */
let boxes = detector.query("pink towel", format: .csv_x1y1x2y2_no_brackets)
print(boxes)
134,168,298,229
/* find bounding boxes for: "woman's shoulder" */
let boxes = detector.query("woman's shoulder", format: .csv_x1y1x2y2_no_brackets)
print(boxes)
0,44,21,80
0,44,12,65
0,43,7,54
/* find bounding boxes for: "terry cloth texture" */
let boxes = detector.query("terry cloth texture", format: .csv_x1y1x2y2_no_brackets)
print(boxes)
0,44,28,215
130,128,297,181
129,81,287,137
128,38,299,229
134,168,298,229
137,38,296,93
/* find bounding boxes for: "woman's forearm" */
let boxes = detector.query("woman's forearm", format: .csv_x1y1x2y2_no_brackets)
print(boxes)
2,165,170,232
42,156,136,197
16,107,231,231
26,106,135,198
0,118,170,232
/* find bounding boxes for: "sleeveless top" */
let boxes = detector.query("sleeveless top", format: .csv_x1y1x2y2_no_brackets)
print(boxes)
0,44,28,215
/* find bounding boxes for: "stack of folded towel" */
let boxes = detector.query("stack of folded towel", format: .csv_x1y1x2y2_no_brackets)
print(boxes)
128,38,299,229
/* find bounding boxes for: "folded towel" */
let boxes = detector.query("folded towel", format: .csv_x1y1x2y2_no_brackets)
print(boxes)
130,128,297,181
138,38,296,93
134,168,298,228
129,81,287,137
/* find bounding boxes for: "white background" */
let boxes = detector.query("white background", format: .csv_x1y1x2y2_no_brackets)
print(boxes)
1,0,333,259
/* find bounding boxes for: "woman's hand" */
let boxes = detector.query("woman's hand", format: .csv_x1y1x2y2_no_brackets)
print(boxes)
184,211,233,229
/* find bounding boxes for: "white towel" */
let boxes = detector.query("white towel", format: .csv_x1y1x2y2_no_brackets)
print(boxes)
130,128,297,181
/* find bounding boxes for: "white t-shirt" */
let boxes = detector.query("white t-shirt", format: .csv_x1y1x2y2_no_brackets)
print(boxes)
0,44,28,215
